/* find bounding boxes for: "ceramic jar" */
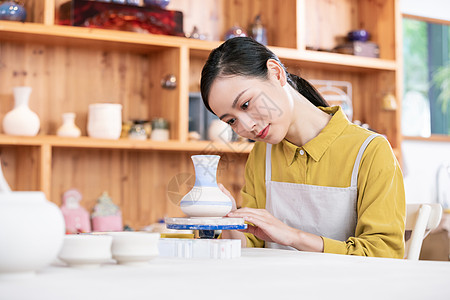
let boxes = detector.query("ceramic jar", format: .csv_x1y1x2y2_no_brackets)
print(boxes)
0,192,65,278
87,103,122,139
57,113,81,138
180,155,232,218
0,1,26,22
150,118,169,141
2,86,40,136
208,119,233,143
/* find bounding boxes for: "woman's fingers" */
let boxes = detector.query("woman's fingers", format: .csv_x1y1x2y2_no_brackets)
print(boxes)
228,207,269,218
230,208,298,247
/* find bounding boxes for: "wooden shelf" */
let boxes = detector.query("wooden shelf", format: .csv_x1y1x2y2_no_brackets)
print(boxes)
403,135,450,142
0,21,397,72
0,134,253,153
278,49,398,72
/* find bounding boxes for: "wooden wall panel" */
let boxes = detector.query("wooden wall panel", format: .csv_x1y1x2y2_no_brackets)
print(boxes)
0,146,40,191
358,0,396,60
148,48,181,140
0,41,154,136
170,0,297,47
221,0,298,48
23,0,47,24
304,0,358,51
189,56,207,92
168,0,222,41
361,71,399,148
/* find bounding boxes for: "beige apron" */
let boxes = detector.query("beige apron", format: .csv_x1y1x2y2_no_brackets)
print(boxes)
265,134,380,250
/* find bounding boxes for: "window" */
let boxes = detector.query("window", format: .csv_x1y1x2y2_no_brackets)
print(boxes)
402,17,450,137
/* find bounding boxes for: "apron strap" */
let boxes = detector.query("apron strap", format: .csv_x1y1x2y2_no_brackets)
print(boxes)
265,143,272,182
350,134,381,188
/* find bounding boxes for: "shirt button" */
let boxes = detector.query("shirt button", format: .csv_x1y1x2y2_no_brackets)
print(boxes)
299,149,305,156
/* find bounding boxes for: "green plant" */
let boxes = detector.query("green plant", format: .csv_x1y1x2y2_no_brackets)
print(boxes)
432,63,450,113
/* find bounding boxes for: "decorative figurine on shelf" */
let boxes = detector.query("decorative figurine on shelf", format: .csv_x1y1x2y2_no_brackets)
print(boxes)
60,188,91,234
128,120,148,140
91,191,123,232
382,93,398,111
0,0,26,22
224,25,247,40
185,26,207,40
250,15,267,45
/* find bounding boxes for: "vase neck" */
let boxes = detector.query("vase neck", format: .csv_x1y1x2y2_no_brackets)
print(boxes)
192,155,219,187
62,114,76,125
13,87,32,108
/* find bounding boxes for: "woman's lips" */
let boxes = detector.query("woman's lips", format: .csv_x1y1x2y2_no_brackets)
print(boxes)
257,125,269,139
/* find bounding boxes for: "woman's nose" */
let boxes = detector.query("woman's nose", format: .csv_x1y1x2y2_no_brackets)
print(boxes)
237,113,256,133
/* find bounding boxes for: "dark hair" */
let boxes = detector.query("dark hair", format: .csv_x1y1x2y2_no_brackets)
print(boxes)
200,37,328,114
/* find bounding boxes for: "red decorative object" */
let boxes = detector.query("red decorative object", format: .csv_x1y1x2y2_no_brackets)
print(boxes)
58,0,183,37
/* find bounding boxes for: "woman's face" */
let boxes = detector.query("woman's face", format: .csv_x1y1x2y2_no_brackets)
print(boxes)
208,75,293,144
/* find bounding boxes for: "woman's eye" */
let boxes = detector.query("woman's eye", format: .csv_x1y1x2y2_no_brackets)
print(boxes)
241,101,249,110
227,118,236,126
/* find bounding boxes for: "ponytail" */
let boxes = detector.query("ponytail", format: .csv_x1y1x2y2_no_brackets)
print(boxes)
287,73,329,107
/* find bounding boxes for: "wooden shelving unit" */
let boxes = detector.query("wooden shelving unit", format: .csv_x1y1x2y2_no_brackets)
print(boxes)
0,0,403,229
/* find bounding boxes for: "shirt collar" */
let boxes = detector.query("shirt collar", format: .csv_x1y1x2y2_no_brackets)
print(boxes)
280,106,350,165
303,106,350,162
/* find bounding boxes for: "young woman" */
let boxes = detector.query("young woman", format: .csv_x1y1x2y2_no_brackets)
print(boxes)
200,37,405,258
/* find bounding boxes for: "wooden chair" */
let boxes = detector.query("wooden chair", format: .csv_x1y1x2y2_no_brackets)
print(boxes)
405,203,443,260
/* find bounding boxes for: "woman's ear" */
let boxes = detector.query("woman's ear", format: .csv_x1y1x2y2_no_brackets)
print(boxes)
266,59,287,87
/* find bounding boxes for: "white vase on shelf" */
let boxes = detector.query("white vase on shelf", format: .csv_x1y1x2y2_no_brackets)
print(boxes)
2,86,40,136
57,113,81,138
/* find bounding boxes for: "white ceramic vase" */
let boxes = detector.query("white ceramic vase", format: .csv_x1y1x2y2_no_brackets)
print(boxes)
2,86,40,136
57,113,81,138
0,191,65,278
87,103,122,139
180,155,232,218
208,119,233,143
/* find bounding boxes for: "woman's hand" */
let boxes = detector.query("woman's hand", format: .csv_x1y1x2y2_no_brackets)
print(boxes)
227,207,300,247
218,183,237,211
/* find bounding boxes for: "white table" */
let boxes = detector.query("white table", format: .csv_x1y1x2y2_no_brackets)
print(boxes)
1,248,450,300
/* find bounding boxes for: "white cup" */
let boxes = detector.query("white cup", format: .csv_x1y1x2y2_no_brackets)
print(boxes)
87,103,122,139
108,232,160,266
58,234,113,268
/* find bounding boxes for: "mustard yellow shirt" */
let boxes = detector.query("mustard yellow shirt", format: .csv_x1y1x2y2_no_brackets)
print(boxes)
241,106,405,258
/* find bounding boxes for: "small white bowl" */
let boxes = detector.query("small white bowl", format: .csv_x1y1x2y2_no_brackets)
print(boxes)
108,232,160,266
58,234,113,268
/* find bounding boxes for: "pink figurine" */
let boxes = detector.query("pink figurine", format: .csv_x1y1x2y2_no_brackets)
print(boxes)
60,188,91,234
91,191,123,232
